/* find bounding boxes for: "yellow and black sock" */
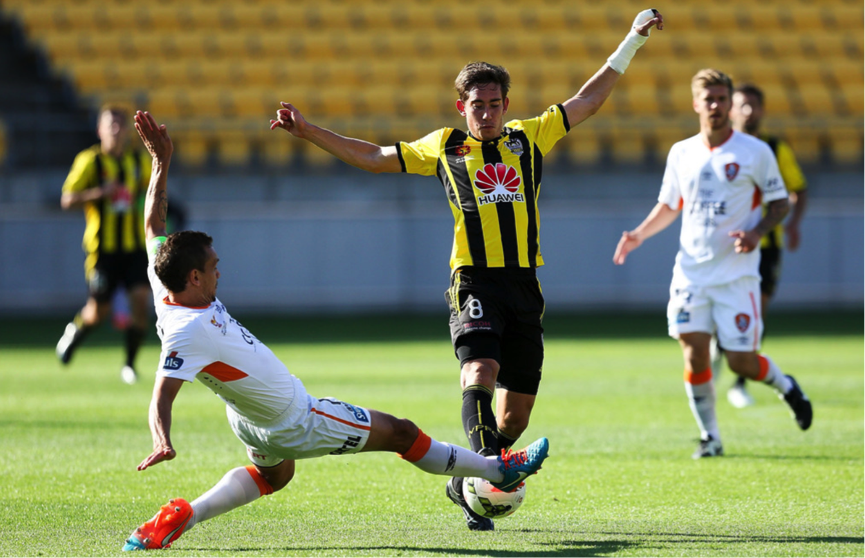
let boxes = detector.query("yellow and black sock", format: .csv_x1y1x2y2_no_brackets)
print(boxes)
461,384,498,453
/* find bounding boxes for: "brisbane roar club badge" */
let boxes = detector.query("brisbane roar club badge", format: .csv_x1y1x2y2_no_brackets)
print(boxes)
735,313,750,333
725,162,740,181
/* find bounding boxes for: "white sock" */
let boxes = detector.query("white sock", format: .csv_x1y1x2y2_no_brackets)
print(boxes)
400,430,503,482
684,369,720,441
757,355,792,393
188,466,271,530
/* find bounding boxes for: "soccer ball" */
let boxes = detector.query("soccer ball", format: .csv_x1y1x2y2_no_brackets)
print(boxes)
463,477,526,519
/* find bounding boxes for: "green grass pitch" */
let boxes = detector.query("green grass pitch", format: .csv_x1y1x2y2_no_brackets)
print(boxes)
0,312,862,557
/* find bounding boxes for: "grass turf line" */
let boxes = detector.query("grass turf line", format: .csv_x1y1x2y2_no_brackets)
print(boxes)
0,314,861,556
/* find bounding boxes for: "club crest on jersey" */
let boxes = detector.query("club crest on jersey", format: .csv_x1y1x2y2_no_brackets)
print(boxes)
504,138,524,156
474,163,524,206
735,313,750,333
725,162,740,181
455,145,471,157
163,351,184,370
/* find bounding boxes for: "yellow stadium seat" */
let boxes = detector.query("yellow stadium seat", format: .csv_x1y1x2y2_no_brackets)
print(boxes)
839,83,864,116
215,130,252,167
609,127,647,165
173,130,209,168
746,6,782,31
565,130,602,166
692,5,744,31
755,84,794,116
828,4,865,31
781,5,831,32
797,83,837,116
784,128,822,165
829,127,863,164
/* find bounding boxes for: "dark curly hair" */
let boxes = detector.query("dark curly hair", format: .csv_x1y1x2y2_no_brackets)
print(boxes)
154,230,213,293
455,61,511,101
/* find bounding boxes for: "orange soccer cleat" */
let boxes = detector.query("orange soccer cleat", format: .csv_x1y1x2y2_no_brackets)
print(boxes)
122,498,193,551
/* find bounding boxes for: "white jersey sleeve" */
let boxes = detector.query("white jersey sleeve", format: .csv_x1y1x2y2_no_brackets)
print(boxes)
658,142,685,210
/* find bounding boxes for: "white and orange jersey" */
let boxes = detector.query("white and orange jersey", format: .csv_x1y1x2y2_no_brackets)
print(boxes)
146,237,303,424
659,130,787,287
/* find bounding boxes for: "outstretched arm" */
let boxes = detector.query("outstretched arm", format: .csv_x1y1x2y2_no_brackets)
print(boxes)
138,375,185,471
270,102,402,174
613,202,680,265
563,9,664,128
134,111,174,241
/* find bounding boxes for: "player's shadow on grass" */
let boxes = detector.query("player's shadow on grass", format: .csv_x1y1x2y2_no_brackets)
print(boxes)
191,542,636,557
601,531,863,546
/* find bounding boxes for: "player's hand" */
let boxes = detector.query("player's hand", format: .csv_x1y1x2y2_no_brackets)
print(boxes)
134,110,173,163
729,230,761,253
270,102,309,138
634,9,664,37
613,231,643,265
785,222,801,251
137,446,176,471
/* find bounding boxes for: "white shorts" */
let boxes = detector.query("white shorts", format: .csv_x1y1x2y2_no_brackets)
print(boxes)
226,389,372,467
667,276,763,352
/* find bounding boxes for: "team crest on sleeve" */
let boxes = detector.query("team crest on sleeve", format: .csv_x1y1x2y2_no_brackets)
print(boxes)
163,351,184,370
724,162,740,181
474,163,524,206
734,313,750,333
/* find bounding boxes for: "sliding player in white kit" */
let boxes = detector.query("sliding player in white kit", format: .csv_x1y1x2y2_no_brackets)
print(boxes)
121,111,549,551
613,69,812,459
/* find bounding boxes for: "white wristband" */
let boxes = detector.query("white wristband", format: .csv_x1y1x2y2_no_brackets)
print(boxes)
606,9,657,75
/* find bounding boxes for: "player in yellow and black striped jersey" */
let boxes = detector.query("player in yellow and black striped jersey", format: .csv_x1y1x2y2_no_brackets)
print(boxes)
271,9,664,531
56,105,153,385
724,83,808,408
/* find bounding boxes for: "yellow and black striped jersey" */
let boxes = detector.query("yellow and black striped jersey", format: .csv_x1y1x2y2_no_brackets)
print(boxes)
760,134,806,250
62,145,151,256
397,104,570,270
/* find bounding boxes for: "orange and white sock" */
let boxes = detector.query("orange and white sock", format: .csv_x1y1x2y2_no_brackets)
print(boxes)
684,368,719,441
399,429,503,482
756,355,792,393
188,466,273,529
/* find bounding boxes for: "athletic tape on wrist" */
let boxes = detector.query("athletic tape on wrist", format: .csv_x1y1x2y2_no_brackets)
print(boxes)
607,8,658,75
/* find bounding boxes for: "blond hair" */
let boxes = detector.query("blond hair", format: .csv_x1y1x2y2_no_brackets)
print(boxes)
691,68,733,97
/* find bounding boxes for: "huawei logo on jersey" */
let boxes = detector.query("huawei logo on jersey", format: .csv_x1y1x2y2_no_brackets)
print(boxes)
474,163,524,206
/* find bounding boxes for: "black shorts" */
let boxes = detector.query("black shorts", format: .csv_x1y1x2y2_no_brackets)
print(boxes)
759,246,782,298
445,266,545,395
86,251,149,303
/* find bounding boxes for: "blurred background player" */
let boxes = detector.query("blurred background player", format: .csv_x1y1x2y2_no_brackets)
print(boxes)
613,69,812,459
123,111,549,551
271,8,664,531
723,83,809,408
55,105,152,384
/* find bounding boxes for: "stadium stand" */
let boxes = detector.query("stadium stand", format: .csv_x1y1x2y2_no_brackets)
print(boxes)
1,0,862,169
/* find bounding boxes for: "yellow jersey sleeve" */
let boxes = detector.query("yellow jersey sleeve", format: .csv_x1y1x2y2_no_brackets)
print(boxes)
514,104,570,157
775,140,806,193
398,128,448,176
61,147,98,194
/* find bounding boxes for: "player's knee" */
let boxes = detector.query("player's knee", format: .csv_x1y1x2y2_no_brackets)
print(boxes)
460,359,498,388
391,417,420,453
261,463,294,492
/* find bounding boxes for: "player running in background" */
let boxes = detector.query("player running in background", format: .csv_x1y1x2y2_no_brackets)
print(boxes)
612,69,812,459
122,111,549,552
723,83,809,408
56,105,152,384
271,8,664,531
